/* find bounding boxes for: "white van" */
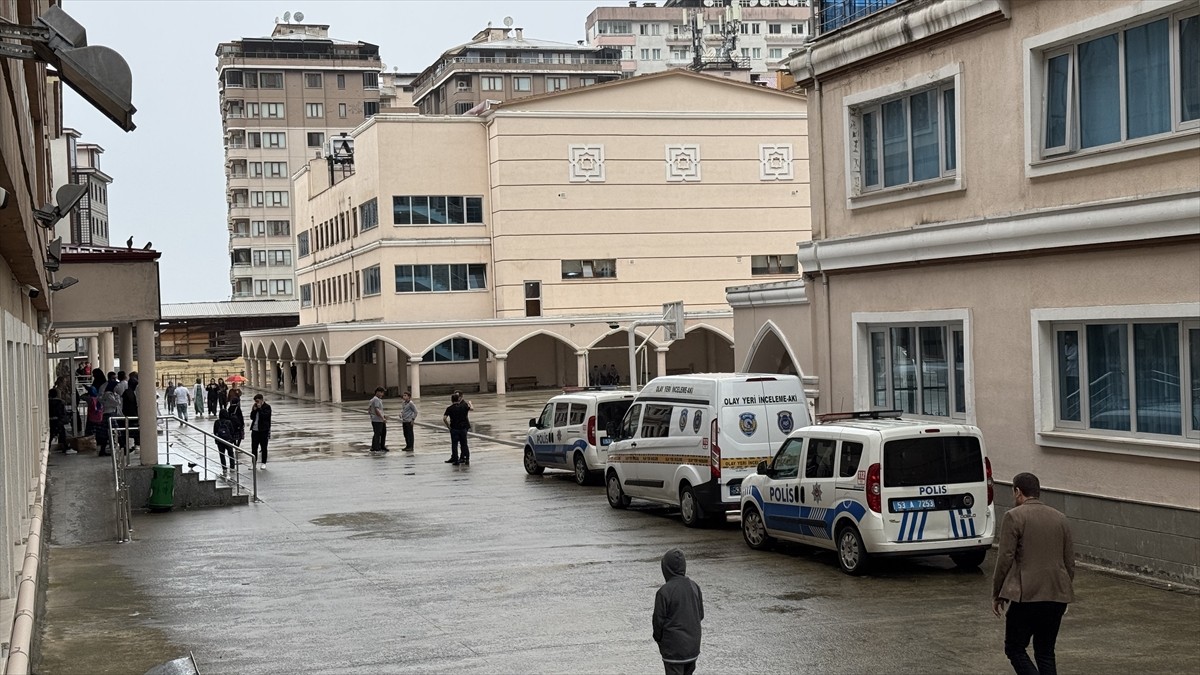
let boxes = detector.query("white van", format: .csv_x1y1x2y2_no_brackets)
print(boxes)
738,411,995,574
524,389,636,485
605,374,809,527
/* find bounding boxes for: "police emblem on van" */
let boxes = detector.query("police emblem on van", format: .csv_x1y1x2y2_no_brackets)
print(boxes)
678,408,688,432
692,410,702,433
738,412,757,436
777,410,794,433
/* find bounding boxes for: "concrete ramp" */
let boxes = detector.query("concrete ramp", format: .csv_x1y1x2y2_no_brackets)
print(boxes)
46,448,118,546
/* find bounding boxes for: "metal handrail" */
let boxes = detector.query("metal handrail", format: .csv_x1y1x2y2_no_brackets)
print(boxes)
161,414,258,503
107,416,134,542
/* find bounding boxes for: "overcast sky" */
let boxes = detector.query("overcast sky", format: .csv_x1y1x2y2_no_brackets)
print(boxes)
61,0,618,304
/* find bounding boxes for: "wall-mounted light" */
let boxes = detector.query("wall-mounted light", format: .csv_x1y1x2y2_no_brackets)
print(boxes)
33,184,87,229
49,276,79,292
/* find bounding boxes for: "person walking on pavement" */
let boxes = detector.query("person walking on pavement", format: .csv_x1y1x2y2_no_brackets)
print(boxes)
99,378,122,456
442,392,472,465
121,373,140,451
217,378,229,410
653,548,704,675
206,378,219,417
399,391,418,452
992,472,1075,675
165,379,176,412
193,379,205,418
174,381,191,421
48,389,73,453
227,393,245,454
213,407,237,479
250,393,273,468
369,387,388,452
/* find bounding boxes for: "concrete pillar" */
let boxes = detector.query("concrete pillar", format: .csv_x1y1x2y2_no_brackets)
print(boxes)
259,359,268,391
329,363,343,403
477,349,489,393
282,361,293,396
118,323,134,373
87,335,99,368
249,358,258,388
99,329,115,373
315,362,328,402
576,351,587,388
706,332,717,371
376,341,387,392
495,354,508,395
408,358,422,399
555,344,565,388
656,347,669,380
136,319,158,466
295,361,307,399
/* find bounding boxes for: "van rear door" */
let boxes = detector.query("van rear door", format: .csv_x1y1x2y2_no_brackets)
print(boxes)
879,431,987,544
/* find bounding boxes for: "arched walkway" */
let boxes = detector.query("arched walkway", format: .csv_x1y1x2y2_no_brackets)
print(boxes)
506,331,581,390
743,322,801,375
665,325,735,375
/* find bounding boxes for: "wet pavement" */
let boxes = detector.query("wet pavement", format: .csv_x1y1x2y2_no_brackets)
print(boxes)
38,389,1200,674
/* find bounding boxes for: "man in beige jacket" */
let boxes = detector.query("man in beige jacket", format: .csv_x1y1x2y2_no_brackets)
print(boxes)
991,472,1075,675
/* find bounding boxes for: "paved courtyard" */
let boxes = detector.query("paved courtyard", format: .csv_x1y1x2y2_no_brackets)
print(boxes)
38,389,1200,674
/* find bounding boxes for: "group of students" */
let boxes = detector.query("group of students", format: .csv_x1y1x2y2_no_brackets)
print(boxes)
366,389,474,466
589,364,621,387
164,377,237,421
60,368,141,457
203,388,272,477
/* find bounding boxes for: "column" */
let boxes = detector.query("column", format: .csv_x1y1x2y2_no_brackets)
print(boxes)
408,358,422,399
136,319,158,467
87,335,99,368
555,344,565,388
477,349,489,393
376,341,387,392
248,358,258,388
275,360,285,392
99,329,115,373
495,354,508,395
118,323,134,374
315,362,328,402
329,363,343,403
259,359,268,391
295,361,307,399
576,351,587,388
706,331,717,371
282,361,293,397
656,347,669,380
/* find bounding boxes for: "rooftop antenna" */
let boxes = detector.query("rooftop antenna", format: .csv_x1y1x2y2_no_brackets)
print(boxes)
283,11,291,23
503,16,514,27
294,11,304,22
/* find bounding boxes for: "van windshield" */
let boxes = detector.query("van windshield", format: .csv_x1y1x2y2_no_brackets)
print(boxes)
883,436,983,487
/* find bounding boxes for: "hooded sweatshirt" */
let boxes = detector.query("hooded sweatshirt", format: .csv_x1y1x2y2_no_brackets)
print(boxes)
653,548,704,664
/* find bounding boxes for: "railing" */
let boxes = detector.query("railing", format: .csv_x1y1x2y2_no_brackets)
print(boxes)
107,416,135,543
414,56,623,92
160,414,258,502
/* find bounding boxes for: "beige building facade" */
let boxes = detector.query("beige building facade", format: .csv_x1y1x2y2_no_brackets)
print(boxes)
241,70,809,402
730,0,1200,581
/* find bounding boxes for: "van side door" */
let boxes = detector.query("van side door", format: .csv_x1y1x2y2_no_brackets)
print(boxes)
611,403,645,489
756,437,803,539
530,403,556,466
561,402,588,460
796,436,838,543
548,401,572,468
627,403,677,499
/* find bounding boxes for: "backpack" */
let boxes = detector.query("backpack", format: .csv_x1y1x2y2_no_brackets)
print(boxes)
214,418,233,441
122,387,138,415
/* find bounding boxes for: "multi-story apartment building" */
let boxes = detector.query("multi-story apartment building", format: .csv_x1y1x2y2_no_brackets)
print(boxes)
380,71,419,110
586,0,812,87
240,70,809,402
48,128,113,246
730,0,1200,583
410,23,624,115
216,21,382,301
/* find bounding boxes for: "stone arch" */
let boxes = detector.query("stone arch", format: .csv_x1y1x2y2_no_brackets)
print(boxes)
414,331,498,360
293,340,311,363
743,321,802,376
266,341,280,361
506,330,582,389
338,334,412,363
666,324,735,375
340,335,413,399
585,329,661,386
252,341,268,360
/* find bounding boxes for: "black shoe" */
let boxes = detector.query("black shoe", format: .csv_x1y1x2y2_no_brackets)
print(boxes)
402,447,413,452
444,458,457,463
462,460,470,465
451,461,461,465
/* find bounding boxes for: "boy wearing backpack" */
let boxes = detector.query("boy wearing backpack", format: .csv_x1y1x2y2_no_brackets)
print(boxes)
213,408,238,478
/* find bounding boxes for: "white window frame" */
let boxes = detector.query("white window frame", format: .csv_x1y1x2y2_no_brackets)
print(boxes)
265,191,289,208
1031,303,1200,462
481,75,503,91
252,250,267,267
255,280,269,296
546,76,568,92
338,103,347,118
271,279,293,296
262,132,286,149
842,63,964,210
261,102,284,118
852,309,974,424
264,162,287,178
305,103,323,118
1023,2,1200,178
513,76,532,92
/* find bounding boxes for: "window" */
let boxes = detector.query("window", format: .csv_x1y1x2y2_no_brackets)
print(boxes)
268,249,292,266
300,283,312,307
271,279,292,296
394,264,487,293
256,280,269,296
546,77,568,92
265,191,288,207
596,21,631,35
307,132,325,148
267,220,290,236
392,196,484,225
363,72,379,89
769,48,783,60
225,70,243,87
244,71,259,88
231,220,250,237
454,101,474,115
839,441,864,478
652,49,662,61
304,72,323,88
362,265,381,296
791,23,806,35
525,280,541,317
1047,318,1199,440
805,438,836,479
261,102,283,118
769,23,782,34
359,198,379,231
481,76,503,91
883,437,983,487
297,231,310,257
259,72,283,89
513,76,531,92
640,49,650,61
751,254,799,275
231,248,251,265
337,73,346,89
306,103,323,118
363,101,379,117
252,220,266,236
338,103,347,118
263,132,285,148
580,77,597,87
867,322,967,419
248,162,263,178
246,132,262,149
752,48,761,60
249,191,265,208
855,81,957,191
245,102,261,118
771,439,803,478
265,162,287,178
423,338,480,363
561,259,616,279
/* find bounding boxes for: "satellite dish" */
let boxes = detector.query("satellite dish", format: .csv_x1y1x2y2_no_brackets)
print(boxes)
294,11,304,21
393,66,399,72
283,11,291,22
503,16,514,27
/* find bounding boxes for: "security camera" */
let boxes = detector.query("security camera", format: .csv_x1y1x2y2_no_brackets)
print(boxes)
22,284,39,299
608,322,620,330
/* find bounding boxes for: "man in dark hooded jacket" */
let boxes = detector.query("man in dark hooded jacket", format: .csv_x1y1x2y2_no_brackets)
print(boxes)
653,548,704,675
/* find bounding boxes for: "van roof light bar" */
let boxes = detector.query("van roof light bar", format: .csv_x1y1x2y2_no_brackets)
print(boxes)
817,410,903,423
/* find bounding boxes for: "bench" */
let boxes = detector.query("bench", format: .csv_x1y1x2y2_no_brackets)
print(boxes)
507,376,539,391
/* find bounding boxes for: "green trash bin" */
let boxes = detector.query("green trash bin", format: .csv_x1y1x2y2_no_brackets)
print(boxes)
149,464,175,512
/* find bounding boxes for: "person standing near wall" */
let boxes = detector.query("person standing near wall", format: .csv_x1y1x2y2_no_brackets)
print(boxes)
399,391,418,452
992,472,1075,675
369,387,388,453
250,393,273,468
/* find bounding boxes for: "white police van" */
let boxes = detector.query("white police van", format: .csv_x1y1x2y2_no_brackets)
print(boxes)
524,389,635,485
739,411,994,574
605,373,809,527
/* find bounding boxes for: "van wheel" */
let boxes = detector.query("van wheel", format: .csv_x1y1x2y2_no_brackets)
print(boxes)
837,525,870,575
679,484,705,528
573,453,590,486
741,505,774,550
523,448,544,475
606,471,630,509
951,550,987,569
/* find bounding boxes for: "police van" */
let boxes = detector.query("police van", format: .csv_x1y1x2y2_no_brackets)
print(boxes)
738,411,994,574
524,389,636,485
605,374,809,527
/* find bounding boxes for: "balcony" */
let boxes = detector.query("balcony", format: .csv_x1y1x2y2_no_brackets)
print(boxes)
413,56,622,101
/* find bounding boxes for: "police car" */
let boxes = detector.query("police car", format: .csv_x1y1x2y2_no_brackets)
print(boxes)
524,389,635,485
738,411,994,575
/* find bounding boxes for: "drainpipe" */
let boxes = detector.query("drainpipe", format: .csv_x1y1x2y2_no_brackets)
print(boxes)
5,439,50,674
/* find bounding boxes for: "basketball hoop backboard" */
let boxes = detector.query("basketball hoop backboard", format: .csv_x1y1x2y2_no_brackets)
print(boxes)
662,301,684,341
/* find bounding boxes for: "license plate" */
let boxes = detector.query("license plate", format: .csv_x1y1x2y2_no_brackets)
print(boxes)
728,484,741,496
891,498,936,512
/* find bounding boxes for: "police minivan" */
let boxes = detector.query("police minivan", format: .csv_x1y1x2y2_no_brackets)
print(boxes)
739,411,994,574
605,373,809,527
524,389,636,485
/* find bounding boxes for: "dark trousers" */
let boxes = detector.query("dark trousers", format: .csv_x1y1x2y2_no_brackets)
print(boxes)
402,422,414,449
450,428,469,462
208,398,217,416
97,414,113,451
50,419,68,449
663,660,696,675
371,421,387,450
251,430,269,464
1005,601,1067,675
218,439,237,472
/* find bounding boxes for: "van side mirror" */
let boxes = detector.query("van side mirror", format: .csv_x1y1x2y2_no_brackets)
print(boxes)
756,460,769,475
529,418,539,429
